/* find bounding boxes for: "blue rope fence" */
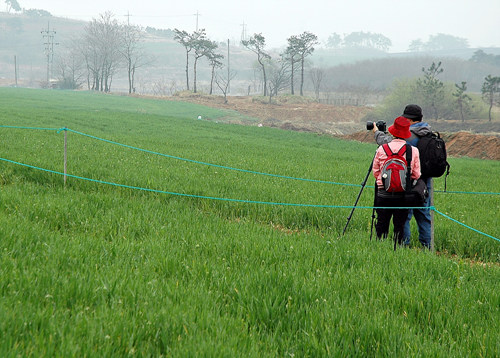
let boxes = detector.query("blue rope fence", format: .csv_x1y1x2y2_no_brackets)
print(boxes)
434,210,500,243
62,128,362,188
1,125,499,243
0,156,434,211
3,125,499,195
1,156,498,244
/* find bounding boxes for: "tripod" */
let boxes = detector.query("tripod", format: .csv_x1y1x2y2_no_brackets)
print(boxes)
342,160,376,236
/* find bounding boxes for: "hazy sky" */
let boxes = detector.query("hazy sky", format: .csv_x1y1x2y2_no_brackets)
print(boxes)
18,0,500,52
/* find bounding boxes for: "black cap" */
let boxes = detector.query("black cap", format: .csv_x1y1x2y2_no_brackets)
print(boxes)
402,104,423,120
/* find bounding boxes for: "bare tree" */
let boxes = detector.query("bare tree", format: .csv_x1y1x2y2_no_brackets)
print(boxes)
57,45,85,89
151,77,170,96
81,12,123,92
215,70,237,104
267,56,291,103
309,67,325,100
121,24,153,94
242,33,270,96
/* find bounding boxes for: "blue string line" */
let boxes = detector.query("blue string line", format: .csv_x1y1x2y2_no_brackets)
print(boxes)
0,156,424,209
64,129,500,196
2,125,499,196
435,190,500,196
1,156,498,243
434,210,500,243
2,125,360,187
0,125,61,131
64,128,361,188
365,185,500,196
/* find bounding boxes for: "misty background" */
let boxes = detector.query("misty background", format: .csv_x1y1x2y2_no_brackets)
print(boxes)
1,1,500,112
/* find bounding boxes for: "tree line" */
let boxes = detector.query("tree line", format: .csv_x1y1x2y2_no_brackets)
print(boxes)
367,60,500,123
171,28,319,101
57,12,321,100
326,31,392,51
415,61,500,122
51,12,500,121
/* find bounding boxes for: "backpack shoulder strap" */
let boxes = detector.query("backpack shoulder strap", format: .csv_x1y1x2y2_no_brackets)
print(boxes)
404,144,412,165
382,143,393,156
393,143,411,166
405,144,412,192
396,144,407,156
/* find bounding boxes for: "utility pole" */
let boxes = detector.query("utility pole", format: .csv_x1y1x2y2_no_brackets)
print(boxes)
240,21,247,43
14,55,18,87
41,21,58,84
124,11,131,26
227,39,230,94
194,11,201,31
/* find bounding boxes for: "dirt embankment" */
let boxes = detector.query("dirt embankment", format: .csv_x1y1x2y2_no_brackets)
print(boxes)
158,93,500,161
345,131,500,161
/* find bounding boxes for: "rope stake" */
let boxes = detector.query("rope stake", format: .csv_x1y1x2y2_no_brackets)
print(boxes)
64,127,67,186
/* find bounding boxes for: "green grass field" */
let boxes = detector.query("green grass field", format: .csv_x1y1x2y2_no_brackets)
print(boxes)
0,88,499,356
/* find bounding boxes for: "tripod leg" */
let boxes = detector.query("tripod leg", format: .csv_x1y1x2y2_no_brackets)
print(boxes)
342,161,373,235
370,208,376,240
370,184,378,240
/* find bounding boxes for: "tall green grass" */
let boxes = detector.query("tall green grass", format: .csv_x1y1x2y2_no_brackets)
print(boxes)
0,88,499,356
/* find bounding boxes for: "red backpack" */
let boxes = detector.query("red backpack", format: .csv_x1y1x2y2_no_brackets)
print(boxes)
380,143,412,192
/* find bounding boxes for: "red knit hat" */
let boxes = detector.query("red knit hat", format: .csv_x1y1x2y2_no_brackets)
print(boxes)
388,116,411,139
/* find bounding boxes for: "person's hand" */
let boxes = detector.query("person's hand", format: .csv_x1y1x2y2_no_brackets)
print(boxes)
372,124,379,133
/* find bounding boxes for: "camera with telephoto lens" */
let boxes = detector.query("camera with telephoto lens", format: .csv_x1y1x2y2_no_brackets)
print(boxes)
366,120,387,132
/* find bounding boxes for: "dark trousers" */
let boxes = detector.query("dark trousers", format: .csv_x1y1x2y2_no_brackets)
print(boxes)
375,190,409,246
375,207,409,245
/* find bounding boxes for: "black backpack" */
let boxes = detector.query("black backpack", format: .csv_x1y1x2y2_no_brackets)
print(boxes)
417,131,450,180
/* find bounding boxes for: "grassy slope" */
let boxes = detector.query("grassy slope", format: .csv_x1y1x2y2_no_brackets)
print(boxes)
0,88,499,356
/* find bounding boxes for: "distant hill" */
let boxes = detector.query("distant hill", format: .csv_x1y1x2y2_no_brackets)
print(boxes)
321,55,500,92
1,12,499,94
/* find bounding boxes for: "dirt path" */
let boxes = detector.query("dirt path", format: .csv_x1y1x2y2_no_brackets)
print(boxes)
166,93,372,135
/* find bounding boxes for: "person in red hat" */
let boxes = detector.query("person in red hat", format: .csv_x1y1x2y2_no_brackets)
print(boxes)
372,104,433,249
372,116,421,247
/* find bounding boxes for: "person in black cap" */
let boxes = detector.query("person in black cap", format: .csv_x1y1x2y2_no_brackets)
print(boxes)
372,104,433,249
401,104,432,249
